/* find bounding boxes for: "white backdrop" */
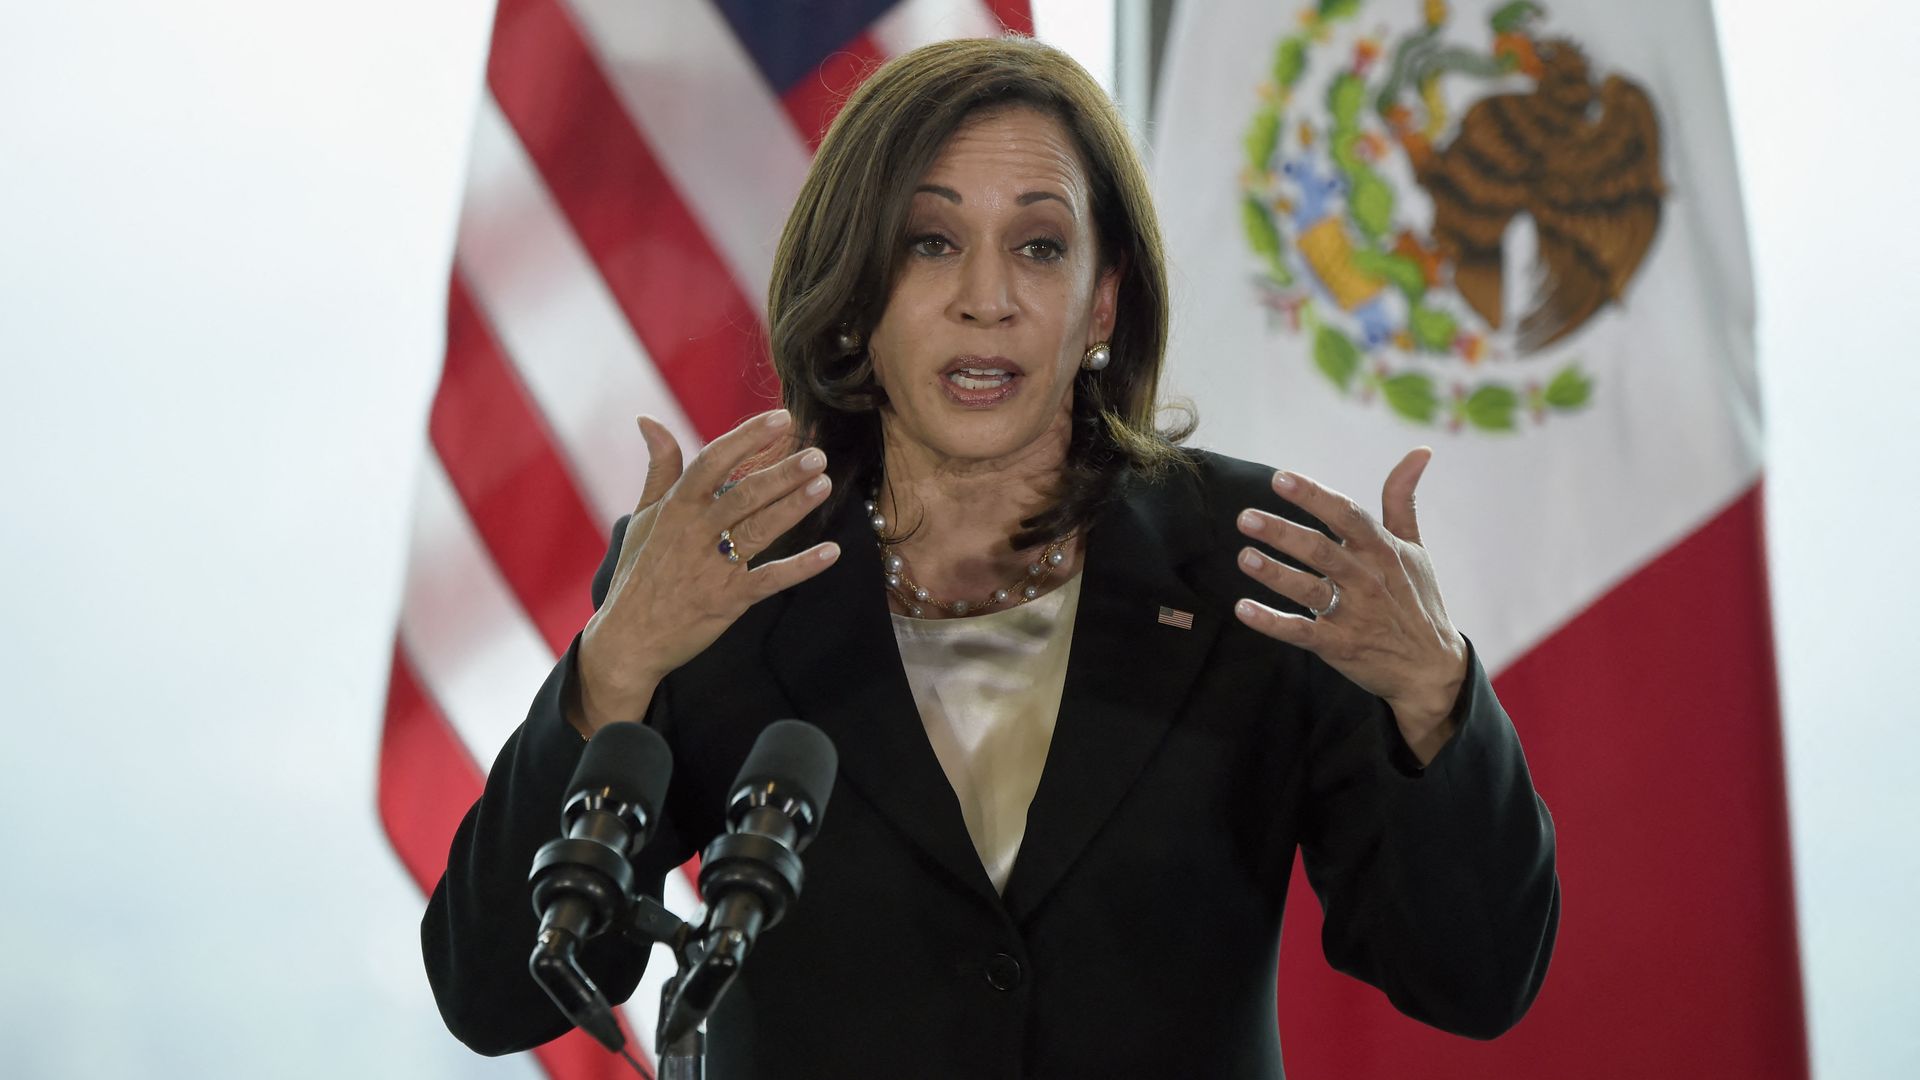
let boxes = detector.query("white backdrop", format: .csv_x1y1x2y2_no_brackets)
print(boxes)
0,1,1911,1077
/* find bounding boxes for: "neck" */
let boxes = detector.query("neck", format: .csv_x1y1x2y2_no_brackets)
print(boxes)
873,414,1083,614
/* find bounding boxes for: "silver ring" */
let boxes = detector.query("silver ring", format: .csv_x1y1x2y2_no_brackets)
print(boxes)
1314,581,1340,619
717,529,741,564
713,477,741,500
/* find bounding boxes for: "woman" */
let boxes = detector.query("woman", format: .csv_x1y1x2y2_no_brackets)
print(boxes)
424,36,1558,1078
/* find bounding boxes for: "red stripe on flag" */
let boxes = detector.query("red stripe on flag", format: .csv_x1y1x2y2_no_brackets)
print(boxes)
1276,481,1807,1079
487,0,777,441
380,644,648,1080
986,0,1033,35
378,639,485,891
781,33,885,150
431,274,604,653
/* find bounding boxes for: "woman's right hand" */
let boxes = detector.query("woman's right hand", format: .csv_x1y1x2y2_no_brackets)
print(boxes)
571,408,840,736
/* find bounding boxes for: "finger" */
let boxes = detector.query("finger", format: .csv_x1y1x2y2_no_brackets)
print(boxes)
634,414,685,512
1233,597,1326,650
1238,547,1336,614
683,408,794,496
1380,447,1431,544
1238,508,1362,580
720,469,833,560
713,445,828,526
743,541,843,601
1271,469,1390,552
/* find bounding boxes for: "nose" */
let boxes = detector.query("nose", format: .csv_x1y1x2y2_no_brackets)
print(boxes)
951,249,1017,325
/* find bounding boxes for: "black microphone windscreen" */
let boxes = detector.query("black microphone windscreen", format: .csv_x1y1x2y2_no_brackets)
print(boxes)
568,721,673,822
732,720,838,810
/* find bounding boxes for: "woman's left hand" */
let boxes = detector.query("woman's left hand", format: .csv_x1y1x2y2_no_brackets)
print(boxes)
1233,448,1468,765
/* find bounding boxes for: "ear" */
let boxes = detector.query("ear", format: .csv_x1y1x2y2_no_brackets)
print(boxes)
1088,256,1123,347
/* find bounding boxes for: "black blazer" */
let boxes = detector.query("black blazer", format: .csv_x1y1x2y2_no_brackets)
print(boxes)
424,451,1559,1078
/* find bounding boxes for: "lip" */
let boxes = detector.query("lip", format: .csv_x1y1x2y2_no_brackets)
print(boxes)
937,355,1024,408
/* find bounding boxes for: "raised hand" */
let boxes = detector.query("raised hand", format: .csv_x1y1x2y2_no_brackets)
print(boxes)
1232,448,1469,765
572,409,840,736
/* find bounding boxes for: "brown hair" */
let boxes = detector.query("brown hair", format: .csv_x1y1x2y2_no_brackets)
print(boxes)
767,35,1194,550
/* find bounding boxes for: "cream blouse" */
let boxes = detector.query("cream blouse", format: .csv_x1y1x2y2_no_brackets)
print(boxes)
889,572,1083,894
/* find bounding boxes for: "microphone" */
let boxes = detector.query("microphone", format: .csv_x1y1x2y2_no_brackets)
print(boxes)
527,721,673,1052
660,720,837,1046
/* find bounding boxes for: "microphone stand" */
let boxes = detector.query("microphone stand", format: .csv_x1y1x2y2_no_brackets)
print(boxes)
619,895,707,1080
653,980,706,1079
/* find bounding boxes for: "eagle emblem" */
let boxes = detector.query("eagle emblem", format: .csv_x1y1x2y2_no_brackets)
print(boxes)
1239,0,1669,431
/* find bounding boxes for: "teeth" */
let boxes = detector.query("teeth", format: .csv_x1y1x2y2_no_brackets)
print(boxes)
948,371,1011,390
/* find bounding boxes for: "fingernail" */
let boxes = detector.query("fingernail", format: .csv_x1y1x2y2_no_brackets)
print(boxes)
805,475,829,496
819,543,840,561
1273,471,1295,491
767,409,792,429
1240,548,1261,570
800,449,826,471
1238,509,1260,530
1236,599,1258,618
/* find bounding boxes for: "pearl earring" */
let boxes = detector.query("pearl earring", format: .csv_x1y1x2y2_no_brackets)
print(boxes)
1081,342,1111,372
835,326,863,354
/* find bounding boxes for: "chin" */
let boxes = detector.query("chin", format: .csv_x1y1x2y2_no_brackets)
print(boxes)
910,405,1071,466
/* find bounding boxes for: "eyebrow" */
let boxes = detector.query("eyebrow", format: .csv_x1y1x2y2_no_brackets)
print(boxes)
914,184,1075,212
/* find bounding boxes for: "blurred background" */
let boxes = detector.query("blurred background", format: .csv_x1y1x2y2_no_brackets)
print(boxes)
1,0,1914,1077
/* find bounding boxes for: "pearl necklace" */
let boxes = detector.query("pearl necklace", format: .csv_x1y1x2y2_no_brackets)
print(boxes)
865,498,1070,618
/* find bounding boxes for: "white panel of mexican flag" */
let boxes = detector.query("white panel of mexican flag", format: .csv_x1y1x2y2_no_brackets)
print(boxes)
1156,0,1803,1076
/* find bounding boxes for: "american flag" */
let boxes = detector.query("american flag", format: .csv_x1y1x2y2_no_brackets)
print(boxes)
378,2,1032,1077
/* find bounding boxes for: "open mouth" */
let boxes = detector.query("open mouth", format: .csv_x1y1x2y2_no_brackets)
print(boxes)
938,357,1024,407
942,356,1024,383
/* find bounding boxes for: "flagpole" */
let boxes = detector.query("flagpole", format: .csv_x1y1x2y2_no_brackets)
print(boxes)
1115,0,1153,144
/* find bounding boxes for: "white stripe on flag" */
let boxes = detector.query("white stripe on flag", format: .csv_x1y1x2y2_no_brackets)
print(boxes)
564,0,813,307
402,448,708,1061
872,0,1003,55
458,93,702,526
1152,0,1762,671
399,451,558,761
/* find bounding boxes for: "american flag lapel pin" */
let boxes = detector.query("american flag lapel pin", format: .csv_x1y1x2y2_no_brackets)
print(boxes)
1156,605,1195,630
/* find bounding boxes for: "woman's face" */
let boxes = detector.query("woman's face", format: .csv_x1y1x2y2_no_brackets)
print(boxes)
866,106,1118,473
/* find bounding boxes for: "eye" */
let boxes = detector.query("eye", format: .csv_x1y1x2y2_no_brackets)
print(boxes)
909,233,954,257
1019,238,1065,261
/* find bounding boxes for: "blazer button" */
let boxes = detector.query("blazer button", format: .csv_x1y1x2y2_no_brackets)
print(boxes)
985,953,1023,991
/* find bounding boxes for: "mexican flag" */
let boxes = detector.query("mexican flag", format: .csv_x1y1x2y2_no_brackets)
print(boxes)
1154,0,1805,1075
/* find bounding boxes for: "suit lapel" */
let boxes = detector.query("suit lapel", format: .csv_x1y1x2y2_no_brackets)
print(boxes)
765,499,1001,904
1001,476,1224,924
765,472,1225,920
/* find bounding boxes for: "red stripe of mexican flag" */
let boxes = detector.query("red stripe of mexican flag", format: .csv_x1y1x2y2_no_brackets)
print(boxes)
1278,482,1804,1076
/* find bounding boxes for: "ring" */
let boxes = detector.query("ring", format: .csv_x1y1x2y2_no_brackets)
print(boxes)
1314,581,1340,619
717,529,741,564
713,477,741,499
